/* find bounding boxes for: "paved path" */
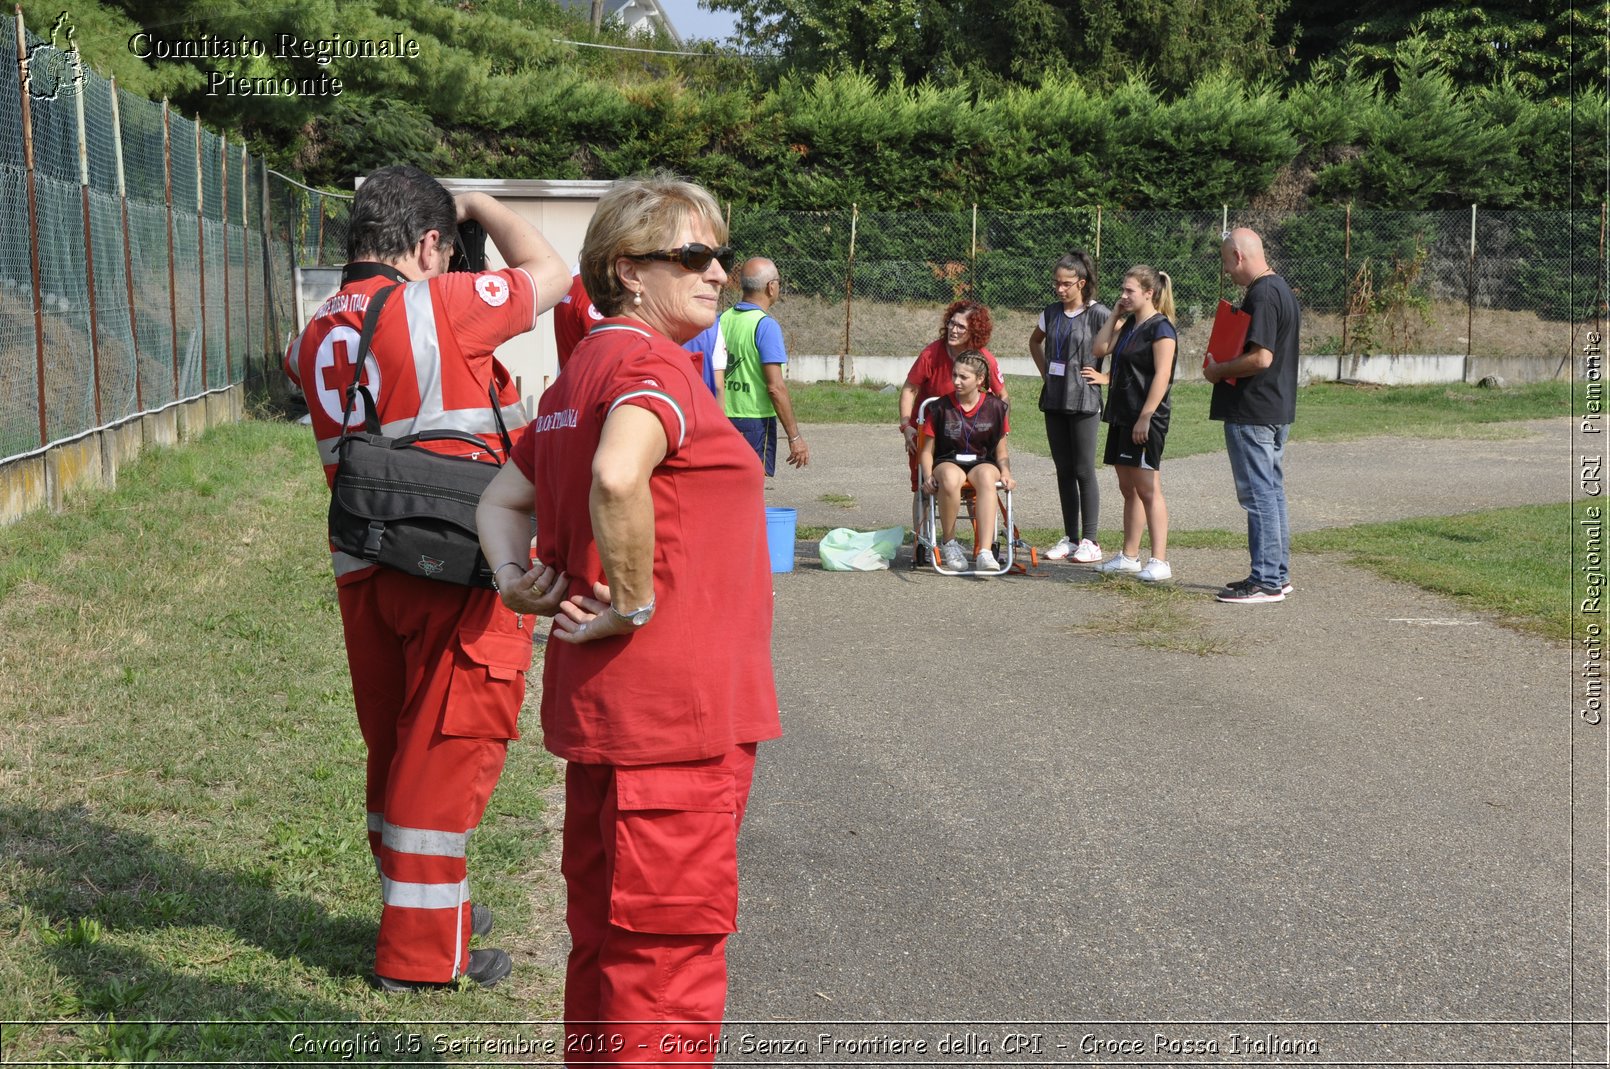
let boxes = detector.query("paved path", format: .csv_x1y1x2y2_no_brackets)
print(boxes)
768,418,1572,534
707,417,1593,1063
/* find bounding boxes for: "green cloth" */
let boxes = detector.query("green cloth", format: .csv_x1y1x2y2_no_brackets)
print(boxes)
721,307,776,419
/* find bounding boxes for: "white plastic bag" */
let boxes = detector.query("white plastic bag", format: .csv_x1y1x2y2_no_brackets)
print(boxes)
818,526,906,571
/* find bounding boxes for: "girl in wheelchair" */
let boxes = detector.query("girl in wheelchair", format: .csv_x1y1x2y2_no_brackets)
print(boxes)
919,351,1015,573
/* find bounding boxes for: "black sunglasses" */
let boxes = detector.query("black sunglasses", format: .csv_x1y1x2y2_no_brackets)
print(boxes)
630,243,735,273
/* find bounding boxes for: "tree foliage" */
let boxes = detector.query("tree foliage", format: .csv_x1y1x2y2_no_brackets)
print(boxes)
10,0,1600,208
711,0,1294,93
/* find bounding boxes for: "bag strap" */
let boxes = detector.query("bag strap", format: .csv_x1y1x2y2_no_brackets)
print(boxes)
338,281,516,459
340,284,399,435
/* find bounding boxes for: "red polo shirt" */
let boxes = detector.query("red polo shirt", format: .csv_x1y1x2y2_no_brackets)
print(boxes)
905,339,1006,412
512,318,782,765
553,272,602,368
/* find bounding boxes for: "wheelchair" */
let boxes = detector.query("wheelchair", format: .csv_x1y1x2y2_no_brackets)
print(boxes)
910,398,1037,577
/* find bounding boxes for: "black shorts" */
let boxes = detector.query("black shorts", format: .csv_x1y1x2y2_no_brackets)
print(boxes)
1102,420,1166,471
934,454,995,476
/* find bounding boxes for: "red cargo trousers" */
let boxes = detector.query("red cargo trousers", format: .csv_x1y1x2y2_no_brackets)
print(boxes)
561,743,758,1067
339,570,532,983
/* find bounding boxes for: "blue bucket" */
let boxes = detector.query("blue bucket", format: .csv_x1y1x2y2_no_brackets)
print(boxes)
765,507,797,573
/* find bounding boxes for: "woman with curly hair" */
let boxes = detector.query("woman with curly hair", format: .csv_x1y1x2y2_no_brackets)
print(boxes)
896,301,1010,536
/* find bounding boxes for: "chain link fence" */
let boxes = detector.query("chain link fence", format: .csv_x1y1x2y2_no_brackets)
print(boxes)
736,205,1604,372
0,13,351,464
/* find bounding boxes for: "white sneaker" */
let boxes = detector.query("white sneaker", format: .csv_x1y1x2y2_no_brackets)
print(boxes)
940,539,968,571
1043,536,1076,561
974,548,1001,572
1071,538,1103,563
1137,557,1173,582
1095,553,1142,574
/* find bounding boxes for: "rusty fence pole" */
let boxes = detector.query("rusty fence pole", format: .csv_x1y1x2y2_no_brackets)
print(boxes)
163,99,178,397
1094,204,1102,283
110,78,141,411
1466,204,1476,366
17,8,49,447
239,145,249,388
194,117,206,391
260,160,274,383
840,203,858,383
71,48,102,424
1340,203,1353,355
221,135,231,382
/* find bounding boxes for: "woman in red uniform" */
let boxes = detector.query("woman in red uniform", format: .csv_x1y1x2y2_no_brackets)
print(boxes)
897,300,1007,485
478,174,781,1066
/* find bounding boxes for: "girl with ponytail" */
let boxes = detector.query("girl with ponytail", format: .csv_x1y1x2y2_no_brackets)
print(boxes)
1088,265,1178,582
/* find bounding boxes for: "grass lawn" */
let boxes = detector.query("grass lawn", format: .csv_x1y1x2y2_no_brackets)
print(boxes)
789,377,1574,460
0,421,562,1064
1292,502,1574,641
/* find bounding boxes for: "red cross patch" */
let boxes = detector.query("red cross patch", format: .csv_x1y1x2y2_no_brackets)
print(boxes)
475,274,510,307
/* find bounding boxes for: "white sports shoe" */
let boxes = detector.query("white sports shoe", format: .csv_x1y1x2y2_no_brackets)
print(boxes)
940,539,968,571
974,548,1001,572
1071,538,1103,563
1044,536,1076,561
1095,553,1142,574
1137,557,1173,582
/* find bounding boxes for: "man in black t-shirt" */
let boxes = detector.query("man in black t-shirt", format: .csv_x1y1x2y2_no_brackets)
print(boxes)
1205,228,1300,604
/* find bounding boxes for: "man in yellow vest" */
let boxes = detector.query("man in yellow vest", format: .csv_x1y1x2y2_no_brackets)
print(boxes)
719,257,810,473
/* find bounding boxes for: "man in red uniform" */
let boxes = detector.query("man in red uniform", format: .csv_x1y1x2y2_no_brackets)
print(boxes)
553,270,602,368
287,165,569,990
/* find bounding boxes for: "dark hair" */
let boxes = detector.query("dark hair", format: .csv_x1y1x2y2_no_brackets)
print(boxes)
953,349,991,386
1054,250,1098,301
346,165,456,263
938,300,993,350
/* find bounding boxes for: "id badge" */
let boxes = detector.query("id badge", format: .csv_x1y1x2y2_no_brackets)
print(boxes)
956,453,978,463
1048,361,1067,377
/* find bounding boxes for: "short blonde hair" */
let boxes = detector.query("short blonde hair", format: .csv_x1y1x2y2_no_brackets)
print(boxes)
580,173,728,317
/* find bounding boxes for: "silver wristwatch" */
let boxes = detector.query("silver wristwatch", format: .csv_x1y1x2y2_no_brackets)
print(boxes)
609,597,655,627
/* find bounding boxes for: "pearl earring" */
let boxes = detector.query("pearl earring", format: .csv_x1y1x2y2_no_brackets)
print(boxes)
633,290,643,307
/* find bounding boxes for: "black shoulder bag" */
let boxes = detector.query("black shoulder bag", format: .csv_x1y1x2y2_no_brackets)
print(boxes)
326,283,523,587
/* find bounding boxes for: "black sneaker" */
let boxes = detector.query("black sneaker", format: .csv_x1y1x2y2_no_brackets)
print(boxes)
1227,577,1294,597
376,948,512,992
1215,579,1285,604
471,903,493,937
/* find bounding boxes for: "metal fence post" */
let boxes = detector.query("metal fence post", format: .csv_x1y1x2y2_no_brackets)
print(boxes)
970,202,978,297
110,78,141,410
1094,205,1102,282
239,144,249,387
260,159,274,383
841,203,858,383
194,116,206,390
1466,203,1476,368
72,48,103,424
163,99,178,396
1341,203,1353,355
16,9,48,447
221,134,231,381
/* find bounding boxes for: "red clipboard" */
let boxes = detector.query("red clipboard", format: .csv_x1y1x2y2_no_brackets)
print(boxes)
1204,299,1251,386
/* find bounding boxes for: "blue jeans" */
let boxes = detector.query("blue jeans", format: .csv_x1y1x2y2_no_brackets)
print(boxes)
1223,422,1290,588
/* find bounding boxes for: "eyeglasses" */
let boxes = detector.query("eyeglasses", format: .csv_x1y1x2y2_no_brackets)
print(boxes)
630,243,735,273
946,320,970,332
